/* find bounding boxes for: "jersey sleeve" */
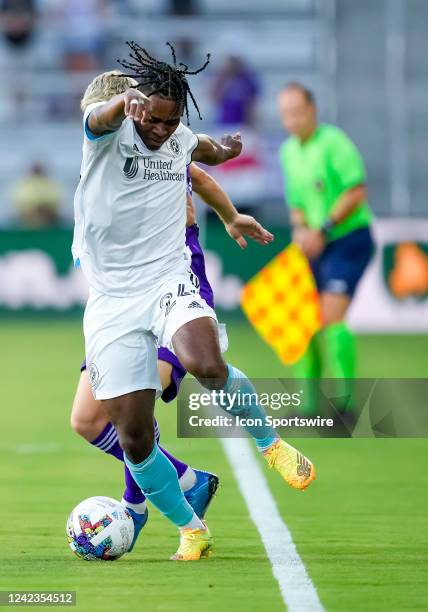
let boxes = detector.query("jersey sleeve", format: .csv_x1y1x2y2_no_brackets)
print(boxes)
177,123,199,164
279,141,301,209
83,102,119,145
328,130,366,190
187,133,199,164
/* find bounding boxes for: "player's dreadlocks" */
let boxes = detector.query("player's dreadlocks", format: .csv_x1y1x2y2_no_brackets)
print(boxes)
117,41,210,125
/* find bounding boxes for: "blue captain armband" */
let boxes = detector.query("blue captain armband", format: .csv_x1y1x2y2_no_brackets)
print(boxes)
84,114,116,141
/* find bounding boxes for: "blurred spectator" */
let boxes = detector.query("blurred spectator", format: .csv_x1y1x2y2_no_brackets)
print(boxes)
173,38,196,65
60,0,109,71
168,0,199,16
0,0,37,48
211,55,260,126
11,163,62,228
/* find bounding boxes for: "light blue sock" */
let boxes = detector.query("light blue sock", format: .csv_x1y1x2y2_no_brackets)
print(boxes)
222,364,278,451
124,444,195,527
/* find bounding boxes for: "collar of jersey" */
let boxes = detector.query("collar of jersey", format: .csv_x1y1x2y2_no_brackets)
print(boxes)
299,124,322,148
130,120,168,155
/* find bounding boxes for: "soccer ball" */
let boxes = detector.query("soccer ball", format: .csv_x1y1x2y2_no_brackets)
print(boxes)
66,496,134,561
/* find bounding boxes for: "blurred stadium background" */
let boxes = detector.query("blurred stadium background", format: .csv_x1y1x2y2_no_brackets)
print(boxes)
1,0,428,330
1,1,427,611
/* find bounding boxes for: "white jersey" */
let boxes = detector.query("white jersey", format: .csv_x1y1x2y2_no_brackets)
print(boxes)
72,102,198,297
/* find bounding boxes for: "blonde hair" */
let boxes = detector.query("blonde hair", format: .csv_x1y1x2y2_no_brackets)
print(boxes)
80,70,138,112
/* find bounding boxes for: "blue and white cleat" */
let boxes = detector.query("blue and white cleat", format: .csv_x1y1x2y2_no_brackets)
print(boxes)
125,507,149,552
184,470,220,519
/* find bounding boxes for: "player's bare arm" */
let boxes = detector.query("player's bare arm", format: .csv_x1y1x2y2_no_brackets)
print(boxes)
87,89,151,135
191,132,242,165
190,163,273,248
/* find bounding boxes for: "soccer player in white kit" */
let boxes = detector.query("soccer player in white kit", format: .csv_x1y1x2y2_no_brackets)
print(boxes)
73,42,315,560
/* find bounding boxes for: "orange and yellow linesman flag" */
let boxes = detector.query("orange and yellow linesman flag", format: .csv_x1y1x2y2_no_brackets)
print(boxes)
240,243,322,365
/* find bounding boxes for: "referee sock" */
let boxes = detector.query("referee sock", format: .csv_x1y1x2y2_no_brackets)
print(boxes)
323,321,356,411
292,334,322,416
293,334,322,378
323,321,356,379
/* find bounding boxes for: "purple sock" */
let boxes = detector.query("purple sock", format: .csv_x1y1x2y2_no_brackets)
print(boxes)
159,446,188,478
123,447,189,504
91,422,124,461
90,421,190,504
123,464,146,504
91,421,161,459
91,423,145,504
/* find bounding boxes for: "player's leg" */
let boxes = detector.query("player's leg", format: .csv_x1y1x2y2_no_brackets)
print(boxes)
70,369,186,498
172,316,275,445
162,225,220,513
70,367,217,529
103,388,212,560
157,351,220,518
70,364,110,441
170,314,315,490
85,290,212,561
70,368,152,546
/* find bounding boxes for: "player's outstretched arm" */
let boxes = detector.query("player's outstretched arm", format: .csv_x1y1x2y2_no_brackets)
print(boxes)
191,133,242,165
87,89,151,136
190,163,273,248
190,162,237,222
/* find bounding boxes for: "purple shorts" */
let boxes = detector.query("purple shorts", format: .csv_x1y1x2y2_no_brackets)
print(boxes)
81,224,214,402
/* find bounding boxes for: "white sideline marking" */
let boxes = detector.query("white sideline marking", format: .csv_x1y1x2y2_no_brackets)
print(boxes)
221,438,324,612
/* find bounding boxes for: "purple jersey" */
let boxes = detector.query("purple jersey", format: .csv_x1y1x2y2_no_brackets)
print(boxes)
186,164,192,196
185,224,214,309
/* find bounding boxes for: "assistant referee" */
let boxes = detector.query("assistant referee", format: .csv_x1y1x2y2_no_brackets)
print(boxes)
277,83,374,406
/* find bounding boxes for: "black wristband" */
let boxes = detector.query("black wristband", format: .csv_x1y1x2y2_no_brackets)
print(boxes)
321,218,335,236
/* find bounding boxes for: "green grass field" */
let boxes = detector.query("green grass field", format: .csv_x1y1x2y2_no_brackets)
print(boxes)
1,320,427,611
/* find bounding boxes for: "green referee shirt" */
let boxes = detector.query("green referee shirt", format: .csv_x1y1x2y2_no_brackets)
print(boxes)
279,123,373,241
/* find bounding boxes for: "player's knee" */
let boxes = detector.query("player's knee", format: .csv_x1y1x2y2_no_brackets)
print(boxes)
119,425,155,464
187,358,228,389
70,412,93,440
70,409,107,442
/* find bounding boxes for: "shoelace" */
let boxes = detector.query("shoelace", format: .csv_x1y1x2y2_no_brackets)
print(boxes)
265,442,282,468
266,443,294,472
180,529,205,541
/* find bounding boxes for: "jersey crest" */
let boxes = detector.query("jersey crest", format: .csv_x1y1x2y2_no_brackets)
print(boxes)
123,145,140,179
167,134,182,157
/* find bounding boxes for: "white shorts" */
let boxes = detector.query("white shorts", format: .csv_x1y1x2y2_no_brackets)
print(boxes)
84,269,218,400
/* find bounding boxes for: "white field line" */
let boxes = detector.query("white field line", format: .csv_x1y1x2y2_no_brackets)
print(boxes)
221,437,324,612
